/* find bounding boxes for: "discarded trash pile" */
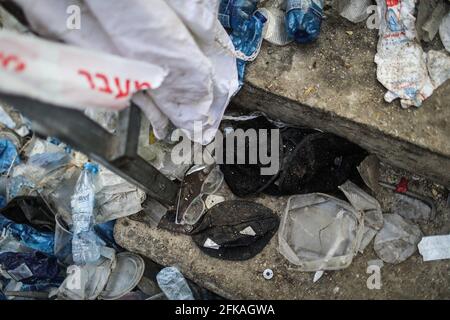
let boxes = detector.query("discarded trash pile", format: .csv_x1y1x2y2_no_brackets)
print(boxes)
141,112,448,293
0,103,221,300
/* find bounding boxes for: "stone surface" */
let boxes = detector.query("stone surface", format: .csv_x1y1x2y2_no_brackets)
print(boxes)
233,4,450,186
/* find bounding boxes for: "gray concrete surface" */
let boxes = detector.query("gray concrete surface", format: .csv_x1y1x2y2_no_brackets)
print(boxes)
233,3,450,187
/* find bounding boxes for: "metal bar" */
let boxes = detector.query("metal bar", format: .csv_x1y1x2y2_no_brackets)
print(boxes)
0,93,178,206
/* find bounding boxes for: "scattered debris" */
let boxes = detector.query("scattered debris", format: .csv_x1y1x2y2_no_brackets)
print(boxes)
374,214,422,264
313,270,324,283
336,0,372,24
278,193,363,271
392,193,434,222
418,235,450,262
440,11,450,52
258,7,292,46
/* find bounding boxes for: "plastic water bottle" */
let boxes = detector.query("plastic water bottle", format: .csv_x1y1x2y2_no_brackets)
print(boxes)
219,0,260,32
285,0,324,43
71,162,101,265
156,267,194,300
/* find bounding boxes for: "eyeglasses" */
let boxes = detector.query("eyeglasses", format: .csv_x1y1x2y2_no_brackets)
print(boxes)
176,166,224,226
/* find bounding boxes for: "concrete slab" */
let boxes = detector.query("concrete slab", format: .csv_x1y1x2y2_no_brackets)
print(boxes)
233,4,450,186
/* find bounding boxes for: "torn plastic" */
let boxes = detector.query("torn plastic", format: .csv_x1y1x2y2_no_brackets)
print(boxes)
416,0,447,42
0,138,20,174
0,228,32,254
357,154,381,193
375,0,434,108
57,247,116,300
278,193,364,271
156,267,194,301
335,0,372,23
338,180,383,253
373,214,422,264
426,50,450,89
257,7,293,46
0,215,54,255
418,234,450,261
94,166,145,224
285,0,324,43
392,193,434,222
339,180,383,230
440,11,450,52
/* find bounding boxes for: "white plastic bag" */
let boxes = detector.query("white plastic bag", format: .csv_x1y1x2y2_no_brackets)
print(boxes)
13,0,239,145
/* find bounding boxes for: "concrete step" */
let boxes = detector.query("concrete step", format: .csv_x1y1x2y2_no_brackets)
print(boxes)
233,9,450,187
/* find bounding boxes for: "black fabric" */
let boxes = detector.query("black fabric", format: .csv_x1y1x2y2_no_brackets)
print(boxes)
0,196,55,232
276,133,367,195
220,116,367,197
191,200,279,261
219,116,282,197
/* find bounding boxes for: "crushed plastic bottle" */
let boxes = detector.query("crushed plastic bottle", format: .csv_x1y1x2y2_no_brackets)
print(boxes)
156,267,194,300
285,0,324,43
70,163,102,265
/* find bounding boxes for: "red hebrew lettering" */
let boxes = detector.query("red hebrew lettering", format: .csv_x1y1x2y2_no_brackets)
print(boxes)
135,81,151,91
78,70,95,89
95,73,113,94
1,54,25,72
115,78,130,99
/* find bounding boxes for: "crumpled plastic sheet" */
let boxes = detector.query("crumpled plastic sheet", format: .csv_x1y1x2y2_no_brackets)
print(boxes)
335,0,372,23
392,193,434,222
418,234,450,262
0,139,20,174
278,193,364,271
373,214,422,264
338,180,384,253
0,251,60,284
415,0,447,42
426,50,450,89
156,267,194,300
375,0,434,108
94,167,145,224
440,12,450,52
0,215,54,255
